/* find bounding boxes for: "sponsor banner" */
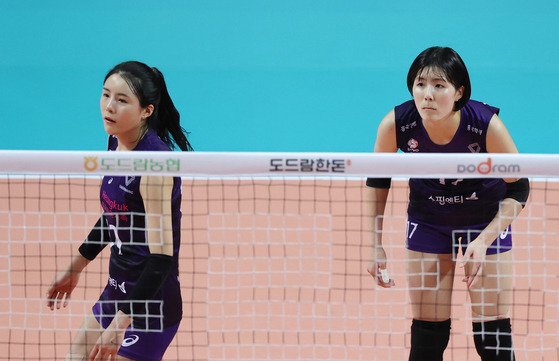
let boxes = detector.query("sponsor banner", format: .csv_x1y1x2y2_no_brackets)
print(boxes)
457,157,521,175
84,156,181,173
0,150,558,177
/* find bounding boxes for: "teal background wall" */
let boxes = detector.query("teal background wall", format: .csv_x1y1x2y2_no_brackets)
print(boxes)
1,1,558,153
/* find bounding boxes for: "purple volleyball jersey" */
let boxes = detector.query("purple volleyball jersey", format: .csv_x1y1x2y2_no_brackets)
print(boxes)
96,129,182,330
395,99,506,226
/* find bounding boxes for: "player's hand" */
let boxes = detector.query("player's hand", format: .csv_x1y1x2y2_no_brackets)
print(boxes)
459,238,488,289
89,328,124,361
89,311,132,361
89,311,130,361
46,268,81,310
367,246,395,288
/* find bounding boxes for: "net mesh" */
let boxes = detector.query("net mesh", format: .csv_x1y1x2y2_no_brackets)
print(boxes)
0,151,558,361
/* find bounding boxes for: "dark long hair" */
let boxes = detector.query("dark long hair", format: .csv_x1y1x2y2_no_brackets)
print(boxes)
406,47,471,111
104,61,193,151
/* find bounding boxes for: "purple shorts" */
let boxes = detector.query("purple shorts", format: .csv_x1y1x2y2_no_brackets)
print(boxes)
406,216,512,255
92,302,179,361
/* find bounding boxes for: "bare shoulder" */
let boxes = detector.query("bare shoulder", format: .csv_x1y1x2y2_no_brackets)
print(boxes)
140,175,173,186
374,109,398,153
486,113,518,154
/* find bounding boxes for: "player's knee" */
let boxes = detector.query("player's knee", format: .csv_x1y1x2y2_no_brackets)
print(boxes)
473,318,515,361
65,353,87,361
409,318,451,361
471,305,511,322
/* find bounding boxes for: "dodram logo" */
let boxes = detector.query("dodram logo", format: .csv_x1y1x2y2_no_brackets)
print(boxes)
84,157,98,171
457,157,520,175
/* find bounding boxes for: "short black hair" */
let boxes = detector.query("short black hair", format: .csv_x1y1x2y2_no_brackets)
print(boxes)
406,47,471,111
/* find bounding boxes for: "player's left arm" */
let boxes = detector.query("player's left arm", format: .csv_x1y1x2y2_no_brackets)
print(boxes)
486,113,519,177
461,114,529,288
100,176,176,351
486,114,530,207
141,175,175,256
128,175,176,300
485,113,529,231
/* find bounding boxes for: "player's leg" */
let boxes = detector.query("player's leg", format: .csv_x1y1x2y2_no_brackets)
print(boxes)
66,311,104,361
66,311,138,361
467,250,515,361
407,250,455,361
115,355,135,361
116,322,180,361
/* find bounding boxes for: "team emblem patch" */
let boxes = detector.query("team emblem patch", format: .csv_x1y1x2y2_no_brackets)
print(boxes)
408,138,419,151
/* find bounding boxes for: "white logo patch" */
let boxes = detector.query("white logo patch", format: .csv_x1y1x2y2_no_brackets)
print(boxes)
120,176,136,194
109,224,123,255
122,334,140,347
468,143,481,153
125,176,135,187
466,192,478,201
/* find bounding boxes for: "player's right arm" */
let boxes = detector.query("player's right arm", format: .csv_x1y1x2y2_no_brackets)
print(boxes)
46,216,109,310
366,110,397,287
46,253,91,310
373,109,398,154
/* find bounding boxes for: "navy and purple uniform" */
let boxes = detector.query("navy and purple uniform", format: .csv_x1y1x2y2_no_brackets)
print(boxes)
92,129,182,360
394,99,512,255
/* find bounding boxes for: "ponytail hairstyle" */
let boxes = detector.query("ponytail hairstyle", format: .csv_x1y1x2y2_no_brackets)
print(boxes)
104,61,193,151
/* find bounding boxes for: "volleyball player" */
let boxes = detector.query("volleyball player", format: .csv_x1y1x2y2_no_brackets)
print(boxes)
366,47,529,360
46,61,192,361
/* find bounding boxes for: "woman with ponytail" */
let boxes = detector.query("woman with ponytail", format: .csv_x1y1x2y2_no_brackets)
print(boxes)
47,61,191,361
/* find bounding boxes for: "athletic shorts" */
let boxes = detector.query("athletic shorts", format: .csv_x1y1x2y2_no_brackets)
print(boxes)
92,302,179,361
405,216,512,256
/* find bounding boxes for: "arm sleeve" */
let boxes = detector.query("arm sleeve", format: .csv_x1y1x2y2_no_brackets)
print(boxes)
366,178,392,188
117,253,175,316
78,216,110,261
504,178,530,207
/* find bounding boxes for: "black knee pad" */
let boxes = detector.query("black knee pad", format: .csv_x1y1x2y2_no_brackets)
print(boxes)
473,319,515,361
409,319,451,361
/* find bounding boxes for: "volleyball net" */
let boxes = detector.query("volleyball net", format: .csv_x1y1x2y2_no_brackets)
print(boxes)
0,150,558,361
